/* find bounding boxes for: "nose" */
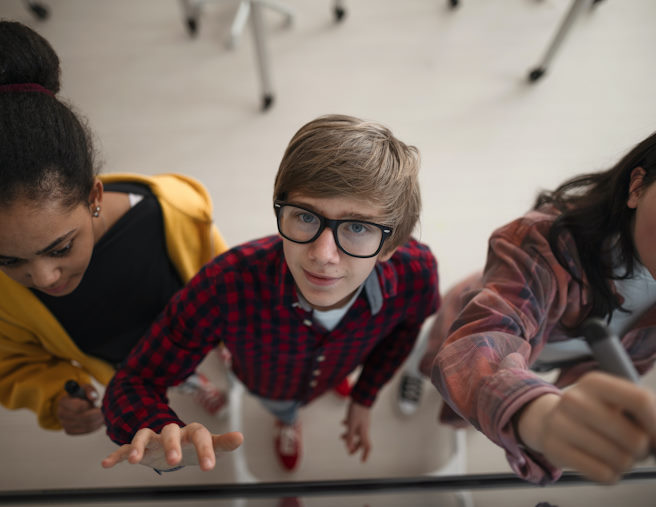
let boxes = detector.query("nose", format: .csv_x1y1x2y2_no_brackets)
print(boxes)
308,227,340,263
28,259,62,289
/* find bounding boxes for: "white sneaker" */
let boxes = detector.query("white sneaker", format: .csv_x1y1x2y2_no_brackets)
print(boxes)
397,372,423,416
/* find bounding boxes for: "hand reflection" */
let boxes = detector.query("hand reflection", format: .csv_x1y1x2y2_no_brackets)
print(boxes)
101,422,243,472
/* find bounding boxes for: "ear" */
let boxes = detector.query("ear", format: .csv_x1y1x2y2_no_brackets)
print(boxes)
87,178,104,212
377,246,398,263
627,167,646,209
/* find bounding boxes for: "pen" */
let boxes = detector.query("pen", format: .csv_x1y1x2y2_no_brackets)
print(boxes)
581,318,656,458
64,379,90,401
580,317,641,384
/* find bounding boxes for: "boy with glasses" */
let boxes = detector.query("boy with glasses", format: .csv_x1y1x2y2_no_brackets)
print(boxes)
101,114,440,473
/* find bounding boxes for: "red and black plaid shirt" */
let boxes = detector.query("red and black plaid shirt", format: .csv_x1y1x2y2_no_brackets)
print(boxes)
103,235,439,444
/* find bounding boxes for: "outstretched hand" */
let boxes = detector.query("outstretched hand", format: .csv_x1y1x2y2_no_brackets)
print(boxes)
517,371,656,483
101,422,244,472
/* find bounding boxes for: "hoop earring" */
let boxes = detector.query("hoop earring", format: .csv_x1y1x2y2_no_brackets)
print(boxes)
92,205,101,218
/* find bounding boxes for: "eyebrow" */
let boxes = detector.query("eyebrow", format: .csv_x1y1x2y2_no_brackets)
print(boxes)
290,202,380,222
0,229,77,260
35,230,77,255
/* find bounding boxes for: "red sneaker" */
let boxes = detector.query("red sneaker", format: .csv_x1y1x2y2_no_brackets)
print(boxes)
333,377,351,398
274,420,302,471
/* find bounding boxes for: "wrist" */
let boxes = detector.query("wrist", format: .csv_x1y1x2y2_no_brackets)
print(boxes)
515,393,561,453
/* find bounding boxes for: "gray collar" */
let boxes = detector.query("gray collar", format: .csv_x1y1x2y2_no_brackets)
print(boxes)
295,269,383,315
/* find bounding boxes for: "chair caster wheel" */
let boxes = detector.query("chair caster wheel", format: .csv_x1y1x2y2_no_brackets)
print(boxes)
262,94,274,111
186,17,198,36
29,2,49,20
528,67,545,82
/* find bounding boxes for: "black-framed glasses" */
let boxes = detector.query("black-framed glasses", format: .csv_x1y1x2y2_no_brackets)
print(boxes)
274,200,393,258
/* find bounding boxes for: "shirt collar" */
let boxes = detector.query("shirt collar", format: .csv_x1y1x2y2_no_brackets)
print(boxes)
277,256,392,316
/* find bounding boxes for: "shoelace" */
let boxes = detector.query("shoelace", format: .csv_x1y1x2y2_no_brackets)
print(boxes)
279,425,299,455
400,374,423,402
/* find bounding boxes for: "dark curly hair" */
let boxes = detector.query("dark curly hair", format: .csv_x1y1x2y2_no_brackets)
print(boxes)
0,20,97,210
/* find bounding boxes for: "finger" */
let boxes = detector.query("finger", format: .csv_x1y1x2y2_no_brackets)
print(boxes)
583,373,656,440
128,427,158,464
102,444,134,468
560,386,651,457
160,423,183,465
186,424,215,471
61,408,105,435
58,396,93,415
83,384,100,405
546,435,622,484
212,431,244,452
546,410,636,476
359,433,371,462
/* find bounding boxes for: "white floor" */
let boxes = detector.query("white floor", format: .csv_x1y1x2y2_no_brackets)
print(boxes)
1,0,656,505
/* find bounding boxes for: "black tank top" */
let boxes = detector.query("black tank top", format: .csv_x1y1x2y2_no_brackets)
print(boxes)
33,182,183,366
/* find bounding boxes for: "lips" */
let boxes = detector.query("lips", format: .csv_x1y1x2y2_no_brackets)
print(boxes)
41,279,70,295
303,269,340,287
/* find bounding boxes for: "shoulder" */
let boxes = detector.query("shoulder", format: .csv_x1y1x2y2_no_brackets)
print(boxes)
487,207,578,263
100,173,213,222
379,238,438,291
204,235,282,276
388,238,437,272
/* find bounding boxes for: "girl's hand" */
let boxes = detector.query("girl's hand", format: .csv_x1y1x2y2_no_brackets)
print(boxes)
517,371,656,483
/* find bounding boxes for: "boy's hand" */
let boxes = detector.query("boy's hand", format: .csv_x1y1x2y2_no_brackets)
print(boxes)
101,422,244,472
57,384,104,435
517,371,656,484
341,401,371,462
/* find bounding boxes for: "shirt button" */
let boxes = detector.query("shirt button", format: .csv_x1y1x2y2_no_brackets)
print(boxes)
303,319,312,327
317,355,325,362
309,380,317,387
292,302,300,308
313,369,320,376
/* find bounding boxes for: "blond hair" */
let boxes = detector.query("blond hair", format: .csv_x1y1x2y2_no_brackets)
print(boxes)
273,115,421,253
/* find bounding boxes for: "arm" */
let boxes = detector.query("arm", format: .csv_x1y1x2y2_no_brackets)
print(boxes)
102,263,223,445
351,247,439,407
430,220,570,483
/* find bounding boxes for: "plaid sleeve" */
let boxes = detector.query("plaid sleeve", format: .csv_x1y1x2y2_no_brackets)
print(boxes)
103,263,222,444
352,245,440,407
431,219,570,484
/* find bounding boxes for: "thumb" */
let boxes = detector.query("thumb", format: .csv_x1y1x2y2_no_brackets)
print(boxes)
83,384,100,404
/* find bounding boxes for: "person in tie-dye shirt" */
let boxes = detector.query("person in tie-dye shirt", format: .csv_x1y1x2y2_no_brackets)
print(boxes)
423,131,656,485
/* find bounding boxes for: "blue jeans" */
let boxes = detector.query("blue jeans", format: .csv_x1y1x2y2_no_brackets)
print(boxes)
258,398,302,425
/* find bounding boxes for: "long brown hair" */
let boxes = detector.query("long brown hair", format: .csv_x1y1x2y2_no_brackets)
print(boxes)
534,131,656,319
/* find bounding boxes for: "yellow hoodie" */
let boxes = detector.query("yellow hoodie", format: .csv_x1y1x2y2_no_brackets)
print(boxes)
0,173,227,430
